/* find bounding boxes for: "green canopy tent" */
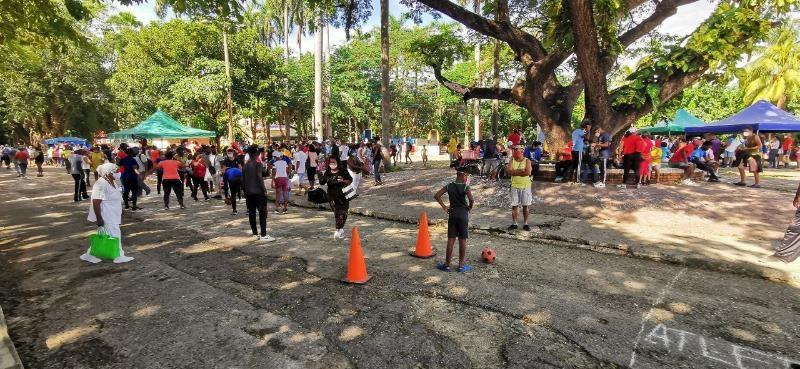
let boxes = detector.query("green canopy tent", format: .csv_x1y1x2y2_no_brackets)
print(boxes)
639,109,705,135
107,110,216,139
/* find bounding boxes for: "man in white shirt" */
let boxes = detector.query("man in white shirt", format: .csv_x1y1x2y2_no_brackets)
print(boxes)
339,141,349,161
293,145,308,195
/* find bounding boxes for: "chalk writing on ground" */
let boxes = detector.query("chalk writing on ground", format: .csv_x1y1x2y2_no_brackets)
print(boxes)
634,323,800,369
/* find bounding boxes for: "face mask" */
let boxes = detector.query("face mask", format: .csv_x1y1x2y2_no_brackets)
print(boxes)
329,163,338,170
743,132,752,137
464,177,470,186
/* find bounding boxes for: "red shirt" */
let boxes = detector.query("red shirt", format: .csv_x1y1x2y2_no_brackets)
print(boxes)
507,132,521,146
158,160,181,180
150,149,160,163
783,137,793,151
669,144,695,163
640,139,653,162
622,135,643,155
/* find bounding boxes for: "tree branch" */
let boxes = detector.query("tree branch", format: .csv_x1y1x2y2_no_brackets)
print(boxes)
414,0,546,63
618,0,699,47
432,64,523,107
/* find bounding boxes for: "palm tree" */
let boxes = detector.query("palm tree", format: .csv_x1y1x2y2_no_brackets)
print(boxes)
740,25,800,109
380,0,390,147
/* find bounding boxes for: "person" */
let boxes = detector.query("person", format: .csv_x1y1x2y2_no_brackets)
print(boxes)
638,132,654,186
554,142,574,183
7,146,19,176
620,129,644,187
591,127,611,187
14,147,29,178
307,144,318,190
404,135,413,164
89,146,105,182
271,150,291,214
157,151,186,210
769,135,781,168
242,145,276,242
224,162,243,215
723,135,742,168
668,138,698,185
190,153,210,201
346,148,363,195
319,156,353,239
389,144,398,167
81,149,92,187
482,135,499,180
649,141,664,184
370,142,384,185
34,145,45,177
293,144,309,195
571,121,590,183
1,145,10,169
80,163,134,264
434,168,474,273
421,145,428,168
524,141,542,180
338,140,350,162
447,137,458,161
782,134,794,168
507,145,533,231
774,182,800,263
734,127,763,188
70,149,90,201
118,148,141,210
507,129,521,147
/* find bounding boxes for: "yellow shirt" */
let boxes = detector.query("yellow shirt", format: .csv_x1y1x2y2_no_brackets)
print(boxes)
61,149,72,159
90,152,106,170
650,147,662,163
510,158,531,189
447,138,457,154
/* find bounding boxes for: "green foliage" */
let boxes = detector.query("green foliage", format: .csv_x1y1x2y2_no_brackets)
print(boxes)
739,25,800,108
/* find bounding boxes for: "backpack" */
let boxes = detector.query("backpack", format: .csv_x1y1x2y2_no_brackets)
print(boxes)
307,187,329,204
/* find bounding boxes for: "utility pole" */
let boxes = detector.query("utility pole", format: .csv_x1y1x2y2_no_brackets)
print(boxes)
223,30,234,144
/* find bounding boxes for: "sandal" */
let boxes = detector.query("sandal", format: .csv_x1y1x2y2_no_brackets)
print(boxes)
436,262,452,272
748,184,761,188
734,182,747,186
457,265,472,273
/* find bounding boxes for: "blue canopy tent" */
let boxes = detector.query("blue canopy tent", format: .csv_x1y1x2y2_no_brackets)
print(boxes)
684,100,800,135
44,137,89,146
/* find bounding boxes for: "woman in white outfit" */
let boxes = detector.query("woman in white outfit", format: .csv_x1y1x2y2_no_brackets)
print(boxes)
80,162,135,264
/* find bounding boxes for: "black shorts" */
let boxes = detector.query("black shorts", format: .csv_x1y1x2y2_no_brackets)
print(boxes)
447,207,469,239
734,153,763,172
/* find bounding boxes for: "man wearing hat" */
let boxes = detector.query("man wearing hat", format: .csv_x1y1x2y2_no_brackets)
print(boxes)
506,144,533,231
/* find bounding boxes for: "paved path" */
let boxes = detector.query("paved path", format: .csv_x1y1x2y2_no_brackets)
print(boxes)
1,167,799,368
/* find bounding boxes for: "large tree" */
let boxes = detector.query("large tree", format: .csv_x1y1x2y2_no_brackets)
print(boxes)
407,0,797,148
739,25,800,109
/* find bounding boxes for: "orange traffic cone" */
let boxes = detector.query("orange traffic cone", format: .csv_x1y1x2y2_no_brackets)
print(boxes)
343,227,371,284
410,211,436,258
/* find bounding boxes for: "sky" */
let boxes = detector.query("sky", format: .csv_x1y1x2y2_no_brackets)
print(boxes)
114,0,717,53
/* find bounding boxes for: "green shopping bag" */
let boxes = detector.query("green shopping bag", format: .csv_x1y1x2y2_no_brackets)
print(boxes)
89,227,120,261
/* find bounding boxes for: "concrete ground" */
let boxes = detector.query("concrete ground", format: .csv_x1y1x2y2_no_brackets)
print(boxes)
1,166,800,369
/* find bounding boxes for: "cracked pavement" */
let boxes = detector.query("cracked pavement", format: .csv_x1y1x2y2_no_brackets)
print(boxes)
1,167,799,369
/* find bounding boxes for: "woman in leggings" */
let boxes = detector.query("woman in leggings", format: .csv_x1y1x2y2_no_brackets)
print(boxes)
319,156,353,239
157,151,186,209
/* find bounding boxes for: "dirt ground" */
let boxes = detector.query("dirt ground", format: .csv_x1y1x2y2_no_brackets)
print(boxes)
1,166,800,369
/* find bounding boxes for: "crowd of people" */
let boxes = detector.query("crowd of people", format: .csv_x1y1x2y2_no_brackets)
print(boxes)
1,138,395,264
445,124,800,190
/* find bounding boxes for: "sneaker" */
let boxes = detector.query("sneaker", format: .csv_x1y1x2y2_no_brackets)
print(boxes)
616,184,627,189
507,224,518,231
232,210,238,215
164,206,170,210
554,177,563,183
734,182,747,186
594,182,606,188
333,230,340,239
522,224,531,231
260,234,276,242
252,234,261,241
681,179,696,186
708,177,720,183
179,205,186,209
748,184,761,188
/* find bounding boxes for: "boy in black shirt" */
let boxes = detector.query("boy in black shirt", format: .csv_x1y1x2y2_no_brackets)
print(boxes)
434,167,474,272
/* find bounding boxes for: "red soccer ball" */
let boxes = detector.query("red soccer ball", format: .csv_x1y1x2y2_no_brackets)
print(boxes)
481,247,496,264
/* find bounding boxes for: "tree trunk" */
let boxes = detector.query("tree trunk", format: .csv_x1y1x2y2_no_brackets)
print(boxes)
472,0,482,141
297,23,303,55
283,0,290,60
314,8,324,141
491,37,500,138
325,21,333,138
778,94,788,110
379,0,391,147
223,30,234,144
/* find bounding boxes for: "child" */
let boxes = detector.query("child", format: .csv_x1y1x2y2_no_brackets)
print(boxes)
421,145,428,168
650,142,663,184
434,168,474,273
270,151,292,214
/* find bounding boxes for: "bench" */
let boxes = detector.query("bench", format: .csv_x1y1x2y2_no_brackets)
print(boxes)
533,164,705,184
